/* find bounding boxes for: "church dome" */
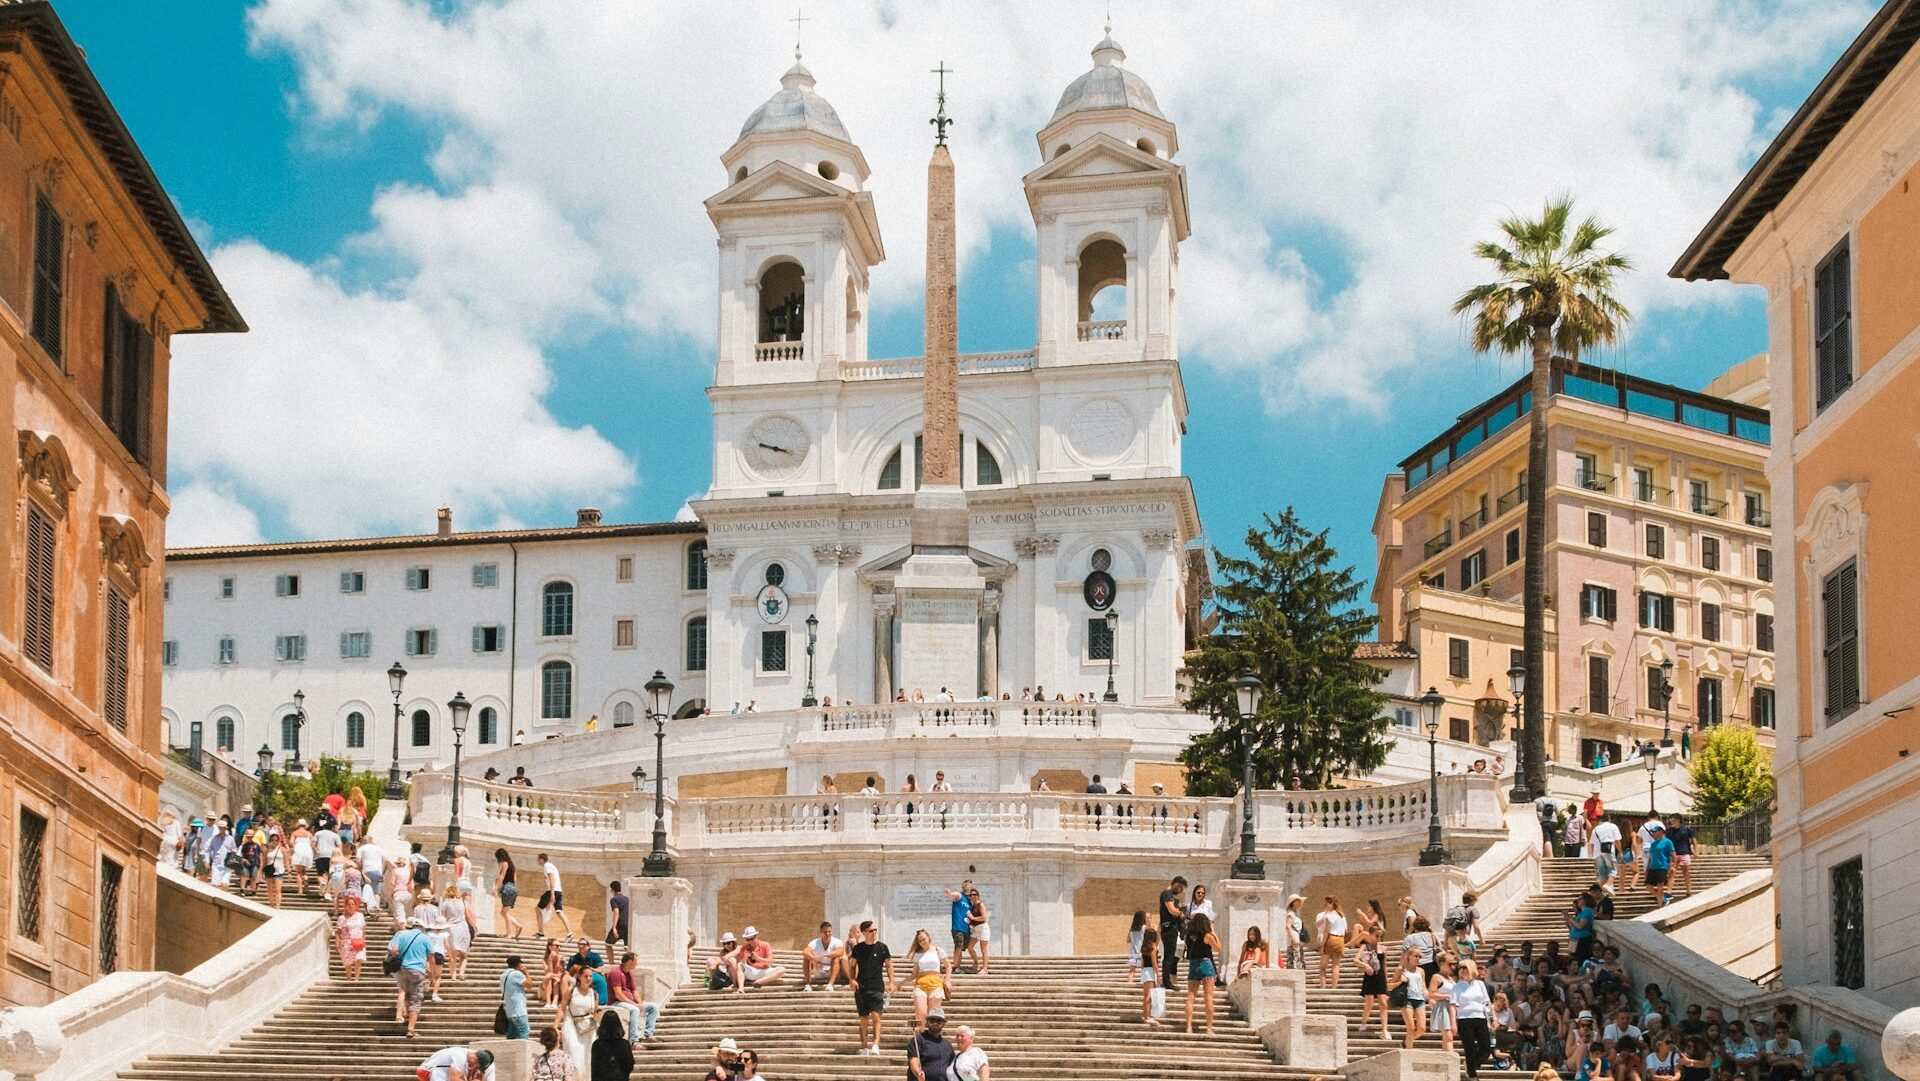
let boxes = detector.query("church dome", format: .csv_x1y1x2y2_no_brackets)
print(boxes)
740,60,853,144
1049,35,1164,124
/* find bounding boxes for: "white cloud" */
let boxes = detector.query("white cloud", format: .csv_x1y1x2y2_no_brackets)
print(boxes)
164,0,1868,541
168,483,265,548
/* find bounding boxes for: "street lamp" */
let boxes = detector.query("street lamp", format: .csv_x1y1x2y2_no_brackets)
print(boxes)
255,743,274,812
801,613,820,708
438,692,472,865
385,661,407,797
641,669,676,877
1102,611,1121,703
632,765,647,792
1231,671,1266,880
1418,687,1451,866
288,691,307,775
1645,741,1659,818
1506,661,1527,804
1658,658,1676,748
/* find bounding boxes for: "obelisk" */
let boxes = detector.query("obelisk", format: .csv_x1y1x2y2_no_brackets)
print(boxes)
893,63,986,699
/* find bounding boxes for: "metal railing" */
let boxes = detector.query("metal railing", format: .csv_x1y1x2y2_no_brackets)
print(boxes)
1077,319,1127,341
1496,483,1528,515
1459,507,1488,534
1634,482,1672,503
1692,800,1772,852
1578,471,1615,493
1423,529,1453,558
1691,495,1729,518
1744,508,1772,528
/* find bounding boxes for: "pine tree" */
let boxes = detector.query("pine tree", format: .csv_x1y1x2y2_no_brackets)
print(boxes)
1178,508,1391,794
1688,725,1774,819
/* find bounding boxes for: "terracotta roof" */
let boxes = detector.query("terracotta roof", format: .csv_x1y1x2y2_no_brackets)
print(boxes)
1672,0,1920,281
167,520,704,562
1355,641,1417,660
0,2,243,332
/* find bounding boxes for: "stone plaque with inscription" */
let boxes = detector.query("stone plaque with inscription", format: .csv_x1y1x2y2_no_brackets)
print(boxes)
888,883,1006,948
896,593,980,698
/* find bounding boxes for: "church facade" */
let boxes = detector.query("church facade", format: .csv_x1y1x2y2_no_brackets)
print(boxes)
159,35,1211,771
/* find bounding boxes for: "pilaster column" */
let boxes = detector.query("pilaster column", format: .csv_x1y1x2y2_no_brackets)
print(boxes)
704,547,737,705
1026,535,1061,695
980,584,1002,699
1141,529,1180,703
872,589,896,703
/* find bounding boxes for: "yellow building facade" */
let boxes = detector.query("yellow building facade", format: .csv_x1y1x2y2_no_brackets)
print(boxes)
0,2,241,1005
1676,0,1920,1007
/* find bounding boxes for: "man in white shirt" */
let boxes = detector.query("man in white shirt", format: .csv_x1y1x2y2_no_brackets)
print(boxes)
803,920,845,990
535,853,573,937
358,840,387,905
416,1046,494,1081
949,1024,990,1081
1590,818,1622,887
1604,1009,1644,1044
312,825,342,897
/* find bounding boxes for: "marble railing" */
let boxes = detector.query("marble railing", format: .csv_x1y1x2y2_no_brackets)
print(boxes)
412,773,1506,857
813,700,1100,733
838,349,1038,381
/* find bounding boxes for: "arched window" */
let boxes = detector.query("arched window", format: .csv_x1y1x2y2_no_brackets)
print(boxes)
411,709,431,747
346,711,366,749
758,261,805,343
280,713,301,751
216,716,235,751
542,581,574,637
878,448,903,490
975,442,1002,486
612,701,635,728
1077,238,1128,336
686,617,708,673
686,541,708,591
541,661,574,719
478,707,497,745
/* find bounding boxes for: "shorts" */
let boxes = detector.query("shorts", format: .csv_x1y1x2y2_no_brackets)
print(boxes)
1676,853,1693,867
1621,848,1636,863
972,923,990,943
950,930,972,952
1362,969,1389,996
1646,867,1671,886
914,973,945,996
743,965,773,981
856,989,887,1016
395,967,427,1011
538,890,563,910
265,866,282,879
1322,934,1346,953
500,882,519,909
1189,958,1216,982
315,857,332,876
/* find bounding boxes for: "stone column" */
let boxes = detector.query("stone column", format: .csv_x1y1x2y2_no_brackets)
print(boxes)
1221,879,1288,979
626,876,694,1001
872,589,895,703
980,584,1002,699
1028,535,1061,695
704,548,737,707
1141,528,1179,703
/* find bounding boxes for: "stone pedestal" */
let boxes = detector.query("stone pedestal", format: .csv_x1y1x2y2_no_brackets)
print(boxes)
1403,863,1471,932
895,488,985,697
472,1039,533,1081
1221,879,1288,975
626,876,694,1003
1339,1048,1461,1081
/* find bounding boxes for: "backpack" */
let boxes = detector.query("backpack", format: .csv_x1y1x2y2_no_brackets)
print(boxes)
412,854,432,886
1444,904,1472,933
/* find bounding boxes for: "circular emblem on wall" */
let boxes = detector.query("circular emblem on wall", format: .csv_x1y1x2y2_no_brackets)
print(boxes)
742,415,810,479
1067,399,1135,465
1084,570,1116,611
757,584,790,624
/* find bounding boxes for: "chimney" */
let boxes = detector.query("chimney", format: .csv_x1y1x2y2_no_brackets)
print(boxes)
576,507,602,528
436,506,453,539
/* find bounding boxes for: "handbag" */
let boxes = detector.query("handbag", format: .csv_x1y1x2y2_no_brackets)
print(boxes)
224,852,244,872
493,1005,510,1036
1389,983,1409,1009
1149,986,1167,1019
383,953,402,976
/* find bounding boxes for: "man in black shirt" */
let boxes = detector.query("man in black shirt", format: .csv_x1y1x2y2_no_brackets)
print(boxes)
907,1008,955,1081
1158,875,1187,989
606,880,630,945
1667,815,1697,896
849,921,893,1056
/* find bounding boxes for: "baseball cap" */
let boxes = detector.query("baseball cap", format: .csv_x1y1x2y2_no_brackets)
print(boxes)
927,1008,947,1021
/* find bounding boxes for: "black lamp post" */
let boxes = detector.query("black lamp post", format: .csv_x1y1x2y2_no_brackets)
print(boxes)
288,689,307,773
1506,662,1527,803
641,669,676,877
1418,686,1451,866
1230,671,1266,880
1658,658,1675,748
255,743,274,811
1644,741,1659,818
1102,611,1120,703
385,661,407,797
801,613,820,708
437,692,472,865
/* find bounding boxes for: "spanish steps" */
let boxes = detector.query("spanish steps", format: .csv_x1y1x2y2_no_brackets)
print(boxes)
116,851,1767,1081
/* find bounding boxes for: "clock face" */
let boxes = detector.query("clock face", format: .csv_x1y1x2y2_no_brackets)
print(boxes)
742,415,810,479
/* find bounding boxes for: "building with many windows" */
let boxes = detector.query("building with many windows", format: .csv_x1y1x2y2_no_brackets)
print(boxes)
1372,358,1776,769
1675,0,1920,1009
0,2,244,1005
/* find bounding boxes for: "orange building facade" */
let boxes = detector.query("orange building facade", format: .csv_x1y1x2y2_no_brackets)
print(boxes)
0,2,241,1005
1676,0,1920,1007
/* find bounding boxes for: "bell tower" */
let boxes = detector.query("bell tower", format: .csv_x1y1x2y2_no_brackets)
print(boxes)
1025,31,1188,368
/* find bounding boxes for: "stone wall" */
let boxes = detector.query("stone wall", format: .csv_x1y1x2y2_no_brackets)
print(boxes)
1073,877,1164,956
1132,761,1186,795
717,876,825,950
154,872,267,974
680,768,788,798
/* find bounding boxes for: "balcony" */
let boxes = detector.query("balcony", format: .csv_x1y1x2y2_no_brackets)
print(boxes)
1459,507,1488,535
1077,319,1127,342
755,341,804,363
1634,482,1672,504
1423,528,1454,558
1744,507,1772,528
1495,482,1528,515
839,349,1037,382
1577,471,1615,493
1691,495,1729,518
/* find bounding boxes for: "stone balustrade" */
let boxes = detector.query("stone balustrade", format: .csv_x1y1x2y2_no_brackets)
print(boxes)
838,349,1037,381
754,340,804,362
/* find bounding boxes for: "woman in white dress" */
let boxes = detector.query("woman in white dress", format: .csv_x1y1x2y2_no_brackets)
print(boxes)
441,886,471,981
555,968,599,1080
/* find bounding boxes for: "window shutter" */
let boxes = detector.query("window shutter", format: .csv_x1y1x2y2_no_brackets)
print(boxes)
1603,588,1617,622
22,505,57,671
1823,568,1846,716
427,628,438,655
1837,563,1860,713
31,195,63,361
103,587,130,730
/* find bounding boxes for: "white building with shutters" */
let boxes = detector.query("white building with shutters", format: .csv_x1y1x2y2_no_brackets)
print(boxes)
158,33,1215,777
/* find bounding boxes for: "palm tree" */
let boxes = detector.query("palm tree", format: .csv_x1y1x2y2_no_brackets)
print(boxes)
1453,198,1630,801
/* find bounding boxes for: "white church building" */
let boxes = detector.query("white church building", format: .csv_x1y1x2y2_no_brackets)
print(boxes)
160,34,1214,775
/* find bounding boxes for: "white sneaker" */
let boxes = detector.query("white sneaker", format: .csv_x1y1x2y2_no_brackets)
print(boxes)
856,1047,870,1057
430,994,445,1004
868,1044,881,1055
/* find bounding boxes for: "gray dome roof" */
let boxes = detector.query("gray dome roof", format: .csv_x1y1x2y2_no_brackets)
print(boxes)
1049,36,1164,124
740,62,852,143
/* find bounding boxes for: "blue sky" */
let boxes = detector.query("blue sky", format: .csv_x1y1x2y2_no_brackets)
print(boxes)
55,1,1865,596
